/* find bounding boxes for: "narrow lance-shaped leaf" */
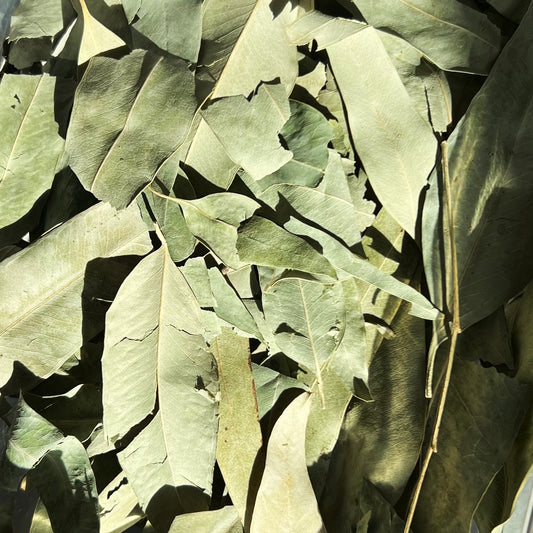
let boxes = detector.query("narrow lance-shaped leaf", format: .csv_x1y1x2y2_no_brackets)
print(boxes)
350,0,500,74
327,27,437,237
0,202,152,387
214,330,262,525
66,50,196,208
0,73,64,230
251,393,326,533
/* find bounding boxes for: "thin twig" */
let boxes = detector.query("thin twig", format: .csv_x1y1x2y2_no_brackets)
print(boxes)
404,142,461,532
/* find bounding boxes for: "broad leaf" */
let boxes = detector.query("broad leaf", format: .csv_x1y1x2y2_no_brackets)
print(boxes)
9,0,65,40
250,393,326,533
0,74,64,230
0,397,63,490
0,202,152,387
178,193,260,269
0,0,19,44
327,27,437,237
71,0,125,64
424,5,533,331
201,84,292,181
350,0,500,74
27,436,99,533
66,50,196,208
102,245,214,441
412,358,529,532
252,364,308,419
118,411,214,531
214,330,262,525
122,0,201,62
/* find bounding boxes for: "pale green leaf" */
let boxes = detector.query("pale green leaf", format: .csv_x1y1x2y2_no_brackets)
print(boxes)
237,216,337,280
201,84,292,181
351,0,500,74
295,60,326,98
328,27,437,237
170,506,242,533
0,397,63,490
214,330,262,525
412,358,529,532
0,202,152,386
25,384,101,442
72,0,126,64
66,50,196,208
178,192,260,269
288,10,366,50
183,0,299,187
9,0,66,40
284,217,439,320
99,473,144,533
252,364,308,419
379,31,452,133
254,99,334,190
256,150,374,247
198,0,298,99
29,499,52,533
122,0,201,62
0,74,64,230
251,393,326,533
424,5,533,331
27,436,99,533
117,412,212,531
102,245,211,441
318,296,426,530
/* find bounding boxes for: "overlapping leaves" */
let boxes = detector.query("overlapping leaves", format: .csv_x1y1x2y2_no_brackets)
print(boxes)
0,1,531,532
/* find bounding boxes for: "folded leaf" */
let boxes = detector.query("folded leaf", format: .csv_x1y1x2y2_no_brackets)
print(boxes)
0,73,64,230
350,0,500,74
72,0,126,64
0,202,152,386
66,50,196,208
328,27,437,237
250,393,326,533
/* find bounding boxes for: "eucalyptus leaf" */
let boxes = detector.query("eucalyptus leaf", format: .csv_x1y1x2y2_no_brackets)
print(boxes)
66,50,196,208
9,0,65,40
350,0,501,74
412,358,529,532
27,436,99,533
0,73,64,230
250,393,326,533
0,0,19,44
201,84,292,181
122,0,201,62
169,506,242,533
424,5,533,331
327,27,437,237
214,330,262,525
71,0,126,64
0,202,151,387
